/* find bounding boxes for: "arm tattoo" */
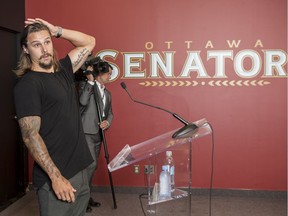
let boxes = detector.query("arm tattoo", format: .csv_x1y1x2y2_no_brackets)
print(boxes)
72,48,90,68
18,116,61,180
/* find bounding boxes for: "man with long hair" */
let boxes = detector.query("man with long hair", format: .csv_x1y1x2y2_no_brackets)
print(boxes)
13,18,95,216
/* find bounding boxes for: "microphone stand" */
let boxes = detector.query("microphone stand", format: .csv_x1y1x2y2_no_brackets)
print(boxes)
93,85,117,209
120,82,198,139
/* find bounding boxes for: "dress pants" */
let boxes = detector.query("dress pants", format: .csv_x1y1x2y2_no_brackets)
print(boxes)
36,169,90,216
85,133,102,190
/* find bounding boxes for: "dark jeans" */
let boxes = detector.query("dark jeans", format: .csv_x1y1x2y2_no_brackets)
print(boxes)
36,169,90,216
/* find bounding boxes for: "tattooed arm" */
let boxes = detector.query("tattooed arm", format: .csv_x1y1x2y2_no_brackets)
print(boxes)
25,18,96,73
18,116,76,203
61,28,96,73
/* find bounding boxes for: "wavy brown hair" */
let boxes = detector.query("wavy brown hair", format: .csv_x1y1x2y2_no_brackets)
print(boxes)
13,23,60,77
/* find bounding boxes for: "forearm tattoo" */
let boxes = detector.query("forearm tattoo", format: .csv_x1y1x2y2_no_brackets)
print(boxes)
18,116,61,179
73,48,90,68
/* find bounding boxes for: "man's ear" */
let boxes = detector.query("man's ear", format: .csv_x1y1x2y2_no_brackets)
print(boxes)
23,46,28,54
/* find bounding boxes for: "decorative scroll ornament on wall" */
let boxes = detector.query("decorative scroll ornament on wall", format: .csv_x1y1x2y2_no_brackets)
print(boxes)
139,80,271,87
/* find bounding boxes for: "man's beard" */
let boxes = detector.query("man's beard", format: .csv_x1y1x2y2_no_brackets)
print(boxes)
39,54,53,70
39,60,53,70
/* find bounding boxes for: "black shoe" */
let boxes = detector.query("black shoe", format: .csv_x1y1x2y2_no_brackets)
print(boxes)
89,197,101,208
86,204,92,213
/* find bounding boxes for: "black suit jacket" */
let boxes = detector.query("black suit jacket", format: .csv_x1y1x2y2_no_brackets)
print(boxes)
78,81,113,135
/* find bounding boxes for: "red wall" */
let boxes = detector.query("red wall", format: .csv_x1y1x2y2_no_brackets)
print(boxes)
25,0,287,191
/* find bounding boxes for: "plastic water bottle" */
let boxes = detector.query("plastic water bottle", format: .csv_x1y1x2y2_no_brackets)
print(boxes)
165,151,175,192
159,165,171,199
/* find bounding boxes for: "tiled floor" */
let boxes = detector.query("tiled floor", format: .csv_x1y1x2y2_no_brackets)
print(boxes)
0,189,287,216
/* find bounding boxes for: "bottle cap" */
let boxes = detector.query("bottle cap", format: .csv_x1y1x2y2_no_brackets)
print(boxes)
166,151,172,157
162,165,169,171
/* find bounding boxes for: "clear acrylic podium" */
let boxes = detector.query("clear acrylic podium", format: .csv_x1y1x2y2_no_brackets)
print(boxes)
108,118,212,215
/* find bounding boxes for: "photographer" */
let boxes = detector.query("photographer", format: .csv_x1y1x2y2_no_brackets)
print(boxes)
78,57,114,213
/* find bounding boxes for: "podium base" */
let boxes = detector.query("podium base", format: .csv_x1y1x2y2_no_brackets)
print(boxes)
149,185,189,205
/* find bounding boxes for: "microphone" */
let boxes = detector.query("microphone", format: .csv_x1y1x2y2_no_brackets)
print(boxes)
120,82,198,139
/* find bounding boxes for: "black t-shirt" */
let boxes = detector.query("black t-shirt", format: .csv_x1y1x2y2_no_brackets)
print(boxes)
14,55,93,188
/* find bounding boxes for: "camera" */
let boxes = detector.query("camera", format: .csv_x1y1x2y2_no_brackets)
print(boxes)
75,56,112,81
84,56,102,69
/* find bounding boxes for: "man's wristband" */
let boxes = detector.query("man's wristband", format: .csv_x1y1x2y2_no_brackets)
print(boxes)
56,26,62,38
